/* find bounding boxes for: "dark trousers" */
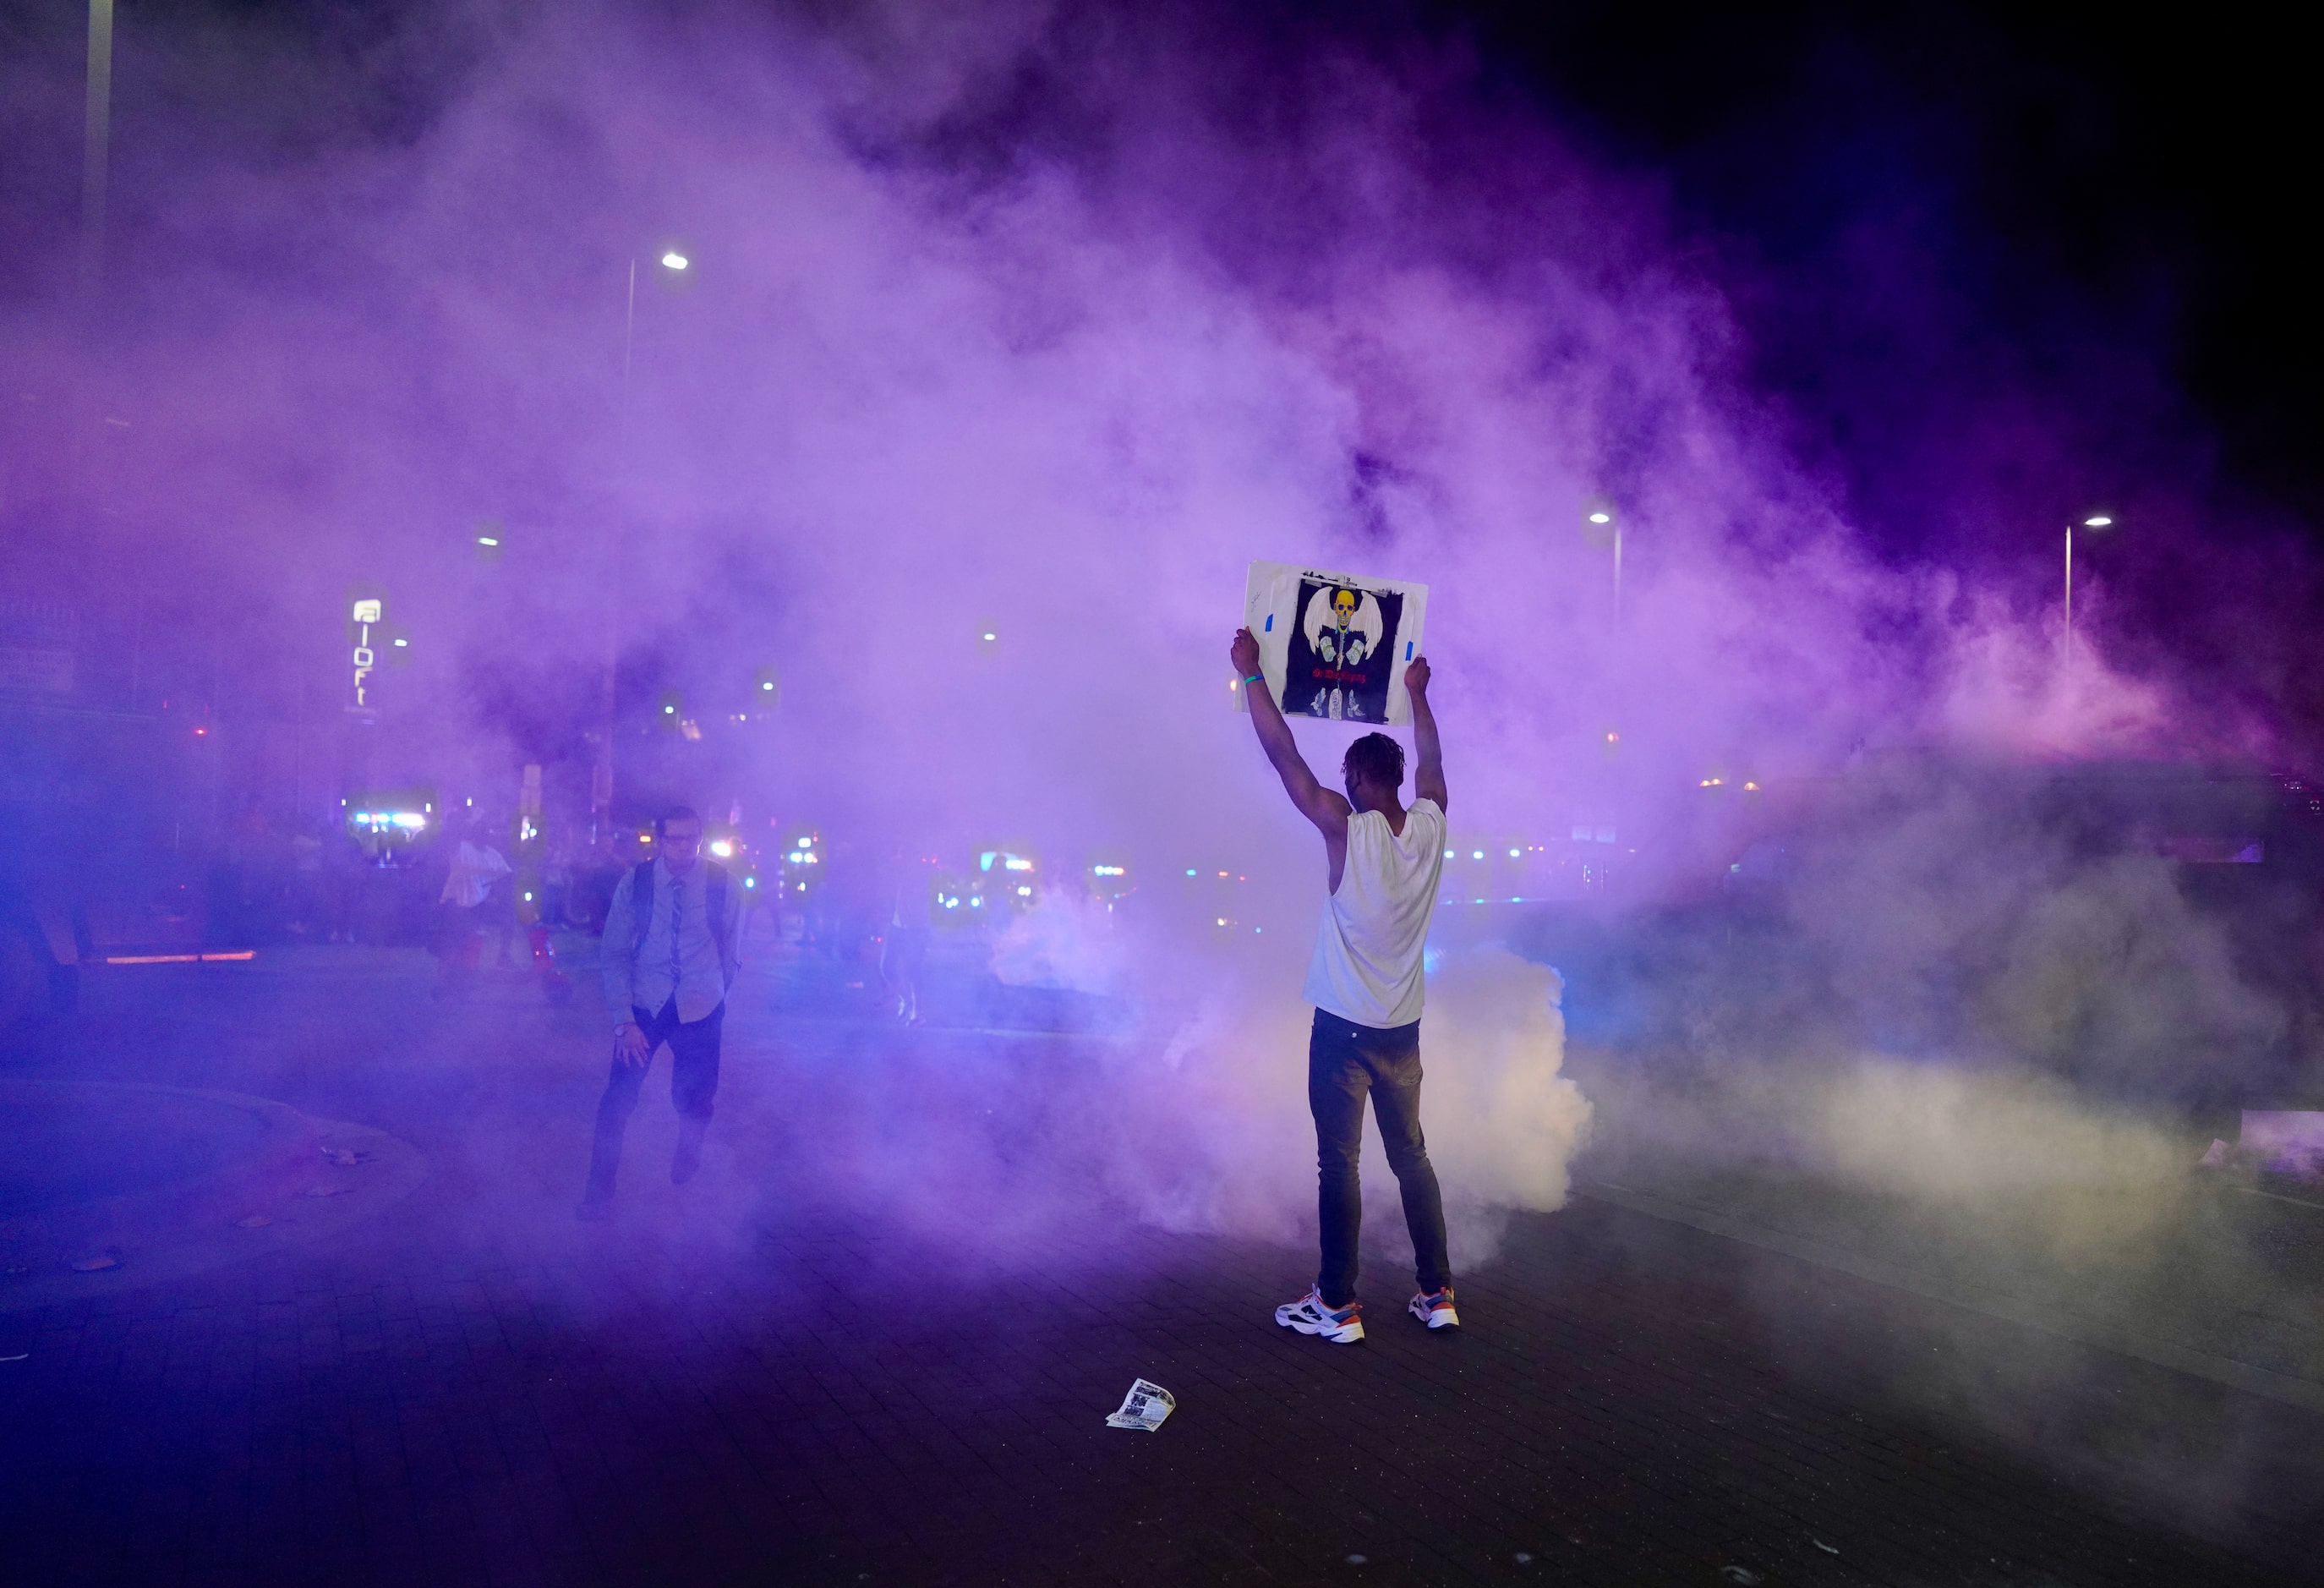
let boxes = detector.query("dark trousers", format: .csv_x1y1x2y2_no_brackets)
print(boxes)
584,997,723,1200
1310,1007,1452,1307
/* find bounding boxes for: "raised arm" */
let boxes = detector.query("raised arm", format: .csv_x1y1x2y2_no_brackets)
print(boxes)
1232,627,1351,838
1407,655,1446,811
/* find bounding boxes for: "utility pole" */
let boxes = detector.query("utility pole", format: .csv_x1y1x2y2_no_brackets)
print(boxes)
1612,518,1623,626
2063,513,2113,676
593,260,638,846
593,249,689,844
80,0,114,309
2063,522,2075,673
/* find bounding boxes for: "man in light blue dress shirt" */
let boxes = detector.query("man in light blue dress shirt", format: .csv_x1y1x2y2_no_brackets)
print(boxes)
577,806,741,1219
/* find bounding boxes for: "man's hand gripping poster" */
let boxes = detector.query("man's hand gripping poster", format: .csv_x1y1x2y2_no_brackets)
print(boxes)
1239,561,1430,725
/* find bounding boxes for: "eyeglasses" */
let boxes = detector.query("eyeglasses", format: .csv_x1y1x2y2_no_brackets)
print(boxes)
659,830,703,847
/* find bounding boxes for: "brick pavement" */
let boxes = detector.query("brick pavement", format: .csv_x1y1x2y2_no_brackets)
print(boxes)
3,950,2320,1585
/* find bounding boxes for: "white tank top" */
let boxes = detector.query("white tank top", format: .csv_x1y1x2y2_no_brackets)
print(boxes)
1303,798,1446,1028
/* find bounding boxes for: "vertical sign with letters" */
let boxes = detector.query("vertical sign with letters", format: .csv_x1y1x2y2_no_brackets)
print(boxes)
348,596,382,715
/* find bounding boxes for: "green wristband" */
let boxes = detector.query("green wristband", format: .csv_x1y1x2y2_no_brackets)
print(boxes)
1242,673,1265,685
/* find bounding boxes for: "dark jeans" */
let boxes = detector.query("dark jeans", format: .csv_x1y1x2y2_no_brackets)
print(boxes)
583,996,723,1201
1309,1007,1452,1307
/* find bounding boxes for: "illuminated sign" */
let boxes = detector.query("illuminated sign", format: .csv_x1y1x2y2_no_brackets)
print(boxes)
349,596,382,714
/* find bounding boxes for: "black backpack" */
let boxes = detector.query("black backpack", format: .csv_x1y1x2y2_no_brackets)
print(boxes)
630,860,730,967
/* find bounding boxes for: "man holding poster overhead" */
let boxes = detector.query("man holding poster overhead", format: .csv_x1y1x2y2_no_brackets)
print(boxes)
1230,624,1457,1344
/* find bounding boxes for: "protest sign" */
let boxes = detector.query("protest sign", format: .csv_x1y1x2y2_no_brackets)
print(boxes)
1240,561,1429,725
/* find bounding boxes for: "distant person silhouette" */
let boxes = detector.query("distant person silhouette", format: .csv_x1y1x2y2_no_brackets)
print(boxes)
577,807,741,1219
1230,628,1457,1342
878,845,932,1025
435,812,511,999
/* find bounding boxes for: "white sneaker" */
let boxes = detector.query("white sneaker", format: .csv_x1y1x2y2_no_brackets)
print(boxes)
1408,1287,1459,1330
1275,1288,1365,1344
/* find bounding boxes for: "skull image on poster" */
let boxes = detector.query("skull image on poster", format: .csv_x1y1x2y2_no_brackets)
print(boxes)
1283,578,1403,722
1239,560,1428,723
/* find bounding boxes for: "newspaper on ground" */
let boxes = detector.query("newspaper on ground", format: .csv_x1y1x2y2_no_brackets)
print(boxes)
1104,1378,1176,1432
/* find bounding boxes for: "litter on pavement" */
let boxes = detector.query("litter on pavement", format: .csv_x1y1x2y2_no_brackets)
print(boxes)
1104,1379,1175,1431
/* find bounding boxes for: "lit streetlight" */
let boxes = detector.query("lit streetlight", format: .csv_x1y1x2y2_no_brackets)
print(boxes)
2064,512,2113,672
593,242,698,842
1581,495,1621,622
622,245,697,397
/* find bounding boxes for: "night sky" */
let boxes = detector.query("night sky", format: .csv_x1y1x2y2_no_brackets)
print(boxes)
3,0,2317,743
1437,0,2320,532
10,2,2311,517
1457,0,2322,737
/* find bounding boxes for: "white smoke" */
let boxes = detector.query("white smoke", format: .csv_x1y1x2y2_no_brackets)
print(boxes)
1097,938,1590,1267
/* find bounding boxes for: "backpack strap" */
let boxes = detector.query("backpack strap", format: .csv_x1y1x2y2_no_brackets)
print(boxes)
631,860,655,957
629,859,732,977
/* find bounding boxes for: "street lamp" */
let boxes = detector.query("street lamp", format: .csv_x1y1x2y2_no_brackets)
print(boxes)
2064,512,2113,671
593,243,698,843
1581,495,1621,622
622,247,697,396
